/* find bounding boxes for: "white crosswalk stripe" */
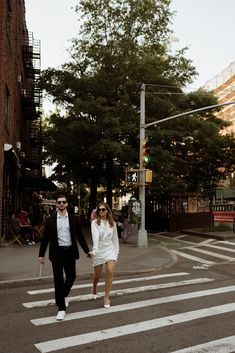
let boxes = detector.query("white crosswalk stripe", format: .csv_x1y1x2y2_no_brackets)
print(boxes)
23,277,213,308
173,239,235,266
216,240,235,246
170,335,235,353
27,272,189,295
172,250,215,265
21,271,235,353
35,303,235,353
31,284,235,326
203,243,235,252
185,247,235,261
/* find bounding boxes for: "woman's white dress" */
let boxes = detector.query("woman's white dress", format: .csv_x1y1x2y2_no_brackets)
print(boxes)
91,219,119,266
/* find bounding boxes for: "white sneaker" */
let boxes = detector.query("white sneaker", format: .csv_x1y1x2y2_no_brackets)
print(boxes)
28,241,34,245
56,310,65,321
65,297,69,308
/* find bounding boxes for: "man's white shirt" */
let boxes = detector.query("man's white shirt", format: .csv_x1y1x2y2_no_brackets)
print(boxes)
57,211,72,246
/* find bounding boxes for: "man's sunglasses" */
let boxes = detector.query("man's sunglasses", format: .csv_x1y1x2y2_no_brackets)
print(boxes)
98,208,107,212
57,200,67,204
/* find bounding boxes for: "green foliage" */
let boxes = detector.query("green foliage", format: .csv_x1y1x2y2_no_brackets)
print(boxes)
39,0,235,209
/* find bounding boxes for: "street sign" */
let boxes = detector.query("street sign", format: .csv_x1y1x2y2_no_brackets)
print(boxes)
129,198,141,224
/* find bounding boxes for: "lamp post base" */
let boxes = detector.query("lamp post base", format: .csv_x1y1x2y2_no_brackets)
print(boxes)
137,229,148,247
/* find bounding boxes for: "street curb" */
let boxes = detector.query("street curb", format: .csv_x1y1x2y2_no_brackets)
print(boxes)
0,248,177,290
181,229,235,240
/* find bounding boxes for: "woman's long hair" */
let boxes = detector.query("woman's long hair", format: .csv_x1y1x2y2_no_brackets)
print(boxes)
95,202,114,227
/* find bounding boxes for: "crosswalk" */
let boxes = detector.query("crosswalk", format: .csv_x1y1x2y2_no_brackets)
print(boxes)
173,239,235,267
22,271,235,353
152,233,235,267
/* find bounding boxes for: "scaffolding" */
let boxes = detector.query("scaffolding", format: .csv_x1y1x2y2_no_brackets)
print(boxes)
203,60,235,91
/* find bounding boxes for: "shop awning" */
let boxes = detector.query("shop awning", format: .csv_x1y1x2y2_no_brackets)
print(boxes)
19,176,57,191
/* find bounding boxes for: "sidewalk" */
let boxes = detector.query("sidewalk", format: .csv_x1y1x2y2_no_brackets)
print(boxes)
0,230,177,289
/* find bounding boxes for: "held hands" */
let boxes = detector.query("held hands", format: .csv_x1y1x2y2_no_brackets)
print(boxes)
39,257,45,264
87,252,94,258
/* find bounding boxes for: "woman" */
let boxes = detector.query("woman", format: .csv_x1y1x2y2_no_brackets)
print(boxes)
89,202,119,308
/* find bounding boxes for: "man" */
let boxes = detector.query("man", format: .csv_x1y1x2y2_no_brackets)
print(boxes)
39,195,91,321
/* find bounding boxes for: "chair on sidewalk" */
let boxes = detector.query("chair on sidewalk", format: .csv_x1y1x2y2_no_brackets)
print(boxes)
8,223,24,246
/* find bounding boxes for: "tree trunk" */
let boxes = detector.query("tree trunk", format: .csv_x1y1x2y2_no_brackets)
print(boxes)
89,170,98,215
106,159,113,209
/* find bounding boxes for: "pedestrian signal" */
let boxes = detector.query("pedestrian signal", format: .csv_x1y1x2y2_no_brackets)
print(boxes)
142,140,151,164
126,171,139,183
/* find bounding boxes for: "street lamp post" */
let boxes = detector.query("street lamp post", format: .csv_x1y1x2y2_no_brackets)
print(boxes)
137,85,235,247
138,83,148,247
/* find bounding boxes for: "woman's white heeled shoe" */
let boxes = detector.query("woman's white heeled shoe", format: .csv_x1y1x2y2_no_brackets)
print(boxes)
104,300,110,309
92,294,97,300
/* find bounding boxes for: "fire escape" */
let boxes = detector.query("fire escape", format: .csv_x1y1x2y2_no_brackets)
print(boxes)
21,31,42,178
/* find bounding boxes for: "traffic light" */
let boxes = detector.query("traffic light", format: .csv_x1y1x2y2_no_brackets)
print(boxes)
142,139,151,164
126,170,139,183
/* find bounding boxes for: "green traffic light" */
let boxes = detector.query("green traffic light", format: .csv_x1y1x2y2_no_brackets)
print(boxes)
144,155,151,163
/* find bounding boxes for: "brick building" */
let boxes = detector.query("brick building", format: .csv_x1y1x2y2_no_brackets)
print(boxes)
0,0,56,240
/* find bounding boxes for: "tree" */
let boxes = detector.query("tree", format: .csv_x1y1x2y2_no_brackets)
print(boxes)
40,0,235,213
147,90,235,208
40,0,198,210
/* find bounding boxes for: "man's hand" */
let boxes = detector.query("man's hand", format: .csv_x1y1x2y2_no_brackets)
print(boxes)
39,257,45,264
87,252,93,258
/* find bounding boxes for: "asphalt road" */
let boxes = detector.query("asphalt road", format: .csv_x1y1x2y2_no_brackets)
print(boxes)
1,254,235,353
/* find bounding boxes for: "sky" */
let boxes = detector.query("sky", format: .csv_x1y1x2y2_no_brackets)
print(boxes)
25,0,235,100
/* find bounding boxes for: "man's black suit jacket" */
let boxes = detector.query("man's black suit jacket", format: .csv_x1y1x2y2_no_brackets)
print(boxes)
39,213,90,262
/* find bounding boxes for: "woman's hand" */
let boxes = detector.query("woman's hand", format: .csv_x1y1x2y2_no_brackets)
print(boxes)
39,257,45,264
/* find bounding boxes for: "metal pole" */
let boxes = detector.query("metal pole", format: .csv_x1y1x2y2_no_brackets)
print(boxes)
78,184,81,219
138,83,148,247
144,101,235,129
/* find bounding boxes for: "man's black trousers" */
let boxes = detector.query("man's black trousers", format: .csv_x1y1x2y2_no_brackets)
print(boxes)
52,247,76,311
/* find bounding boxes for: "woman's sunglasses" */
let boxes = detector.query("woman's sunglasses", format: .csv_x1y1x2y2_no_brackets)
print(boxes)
98,208,107,212
57,201,67,204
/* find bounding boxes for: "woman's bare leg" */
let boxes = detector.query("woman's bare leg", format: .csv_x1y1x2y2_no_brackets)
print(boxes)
93,265,102,295
104,260,116,304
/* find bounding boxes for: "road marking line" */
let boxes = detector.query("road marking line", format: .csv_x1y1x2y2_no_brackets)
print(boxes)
182,239,215,249
32,284,235,326
150,233,195,245
170,335,235,353
203,243,235,253
197,239,215,245
173,250,214,265
27,272,189,295
214,240,235,246
23,278,213,308
187,247,235,261
34,302,235,353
